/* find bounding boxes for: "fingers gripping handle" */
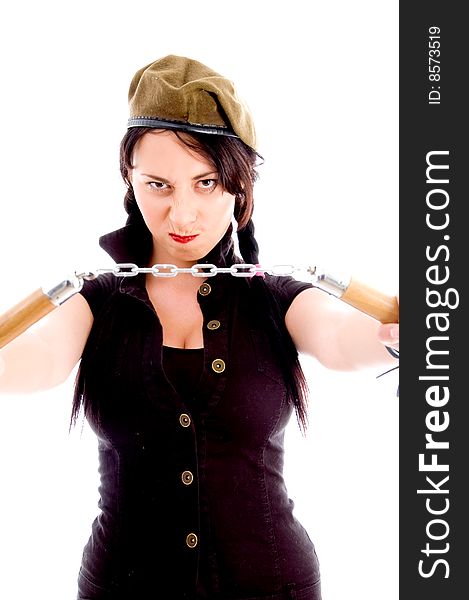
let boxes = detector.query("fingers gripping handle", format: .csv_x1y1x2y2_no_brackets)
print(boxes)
0,279,81,349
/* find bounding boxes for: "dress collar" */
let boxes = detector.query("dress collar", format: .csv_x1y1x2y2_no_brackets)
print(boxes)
99,223,153,265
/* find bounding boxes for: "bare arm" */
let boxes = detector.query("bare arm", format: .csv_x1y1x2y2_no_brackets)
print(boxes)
0,293,93,394
285,287,399,371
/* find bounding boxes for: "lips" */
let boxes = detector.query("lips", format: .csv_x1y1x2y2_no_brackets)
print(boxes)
169,233,199,244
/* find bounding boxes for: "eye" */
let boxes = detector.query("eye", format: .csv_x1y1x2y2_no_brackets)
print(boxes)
196,178,218,191
147,181,170,191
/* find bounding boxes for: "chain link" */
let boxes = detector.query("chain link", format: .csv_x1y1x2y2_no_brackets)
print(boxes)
78,263,302,281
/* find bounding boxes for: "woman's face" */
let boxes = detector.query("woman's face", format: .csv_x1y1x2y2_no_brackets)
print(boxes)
130,130,236,267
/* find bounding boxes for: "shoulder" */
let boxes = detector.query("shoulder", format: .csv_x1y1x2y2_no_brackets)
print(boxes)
79,272,120,318
263,275,314,314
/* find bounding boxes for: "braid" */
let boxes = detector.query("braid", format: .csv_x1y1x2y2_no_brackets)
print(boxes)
239,218,309,433
237,218,259,264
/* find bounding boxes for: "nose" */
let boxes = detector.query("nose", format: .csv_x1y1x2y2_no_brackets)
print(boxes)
168,190,197,230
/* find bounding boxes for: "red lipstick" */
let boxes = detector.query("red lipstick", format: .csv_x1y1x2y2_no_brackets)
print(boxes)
169,233,199,244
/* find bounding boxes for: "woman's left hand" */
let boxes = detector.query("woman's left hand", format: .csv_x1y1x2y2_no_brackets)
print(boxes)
377,294,399,352
377,322,399,352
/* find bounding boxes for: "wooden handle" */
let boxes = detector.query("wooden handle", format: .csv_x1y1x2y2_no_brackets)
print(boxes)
0,288,56,349
340,277,399,324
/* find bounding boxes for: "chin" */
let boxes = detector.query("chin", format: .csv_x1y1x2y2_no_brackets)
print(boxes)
171,247,208,264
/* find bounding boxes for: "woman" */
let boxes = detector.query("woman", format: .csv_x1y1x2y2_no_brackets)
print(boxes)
0,55,399,599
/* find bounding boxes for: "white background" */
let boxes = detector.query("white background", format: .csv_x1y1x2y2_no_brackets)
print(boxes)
0,1,399,598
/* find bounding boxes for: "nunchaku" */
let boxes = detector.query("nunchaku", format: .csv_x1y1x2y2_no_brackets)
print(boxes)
0,264,399,350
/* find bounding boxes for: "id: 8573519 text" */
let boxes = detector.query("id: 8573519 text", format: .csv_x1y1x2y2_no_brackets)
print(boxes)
428,26,441,105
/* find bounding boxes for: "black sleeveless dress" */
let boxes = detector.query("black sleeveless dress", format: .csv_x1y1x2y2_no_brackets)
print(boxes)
75,225,321,600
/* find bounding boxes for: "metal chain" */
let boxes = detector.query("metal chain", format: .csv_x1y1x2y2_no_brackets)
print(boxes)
77,263,308,281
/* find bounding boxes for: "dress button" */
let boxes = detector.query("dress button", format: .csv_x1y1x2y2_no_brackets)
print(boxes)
211,359,226,373
198,283,211,296
207,319,221,330
186,533,198,548
181,470,194,485
179,413,191,428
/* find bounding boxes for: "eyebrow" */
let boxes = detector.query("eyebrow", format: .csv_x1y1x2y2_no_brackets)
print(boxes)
140,171,218,183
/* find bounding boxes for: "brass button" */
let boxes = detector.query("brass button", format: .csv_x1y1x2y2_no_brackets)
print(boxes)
186,533,198,548
181,470,194,485
211,359,226,373
207,319,221,331
198,283,211,296
179,413,191,428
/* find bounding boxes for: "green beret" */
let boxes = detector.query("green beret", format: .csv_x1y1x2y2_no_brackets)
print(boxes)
127,55,257,150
